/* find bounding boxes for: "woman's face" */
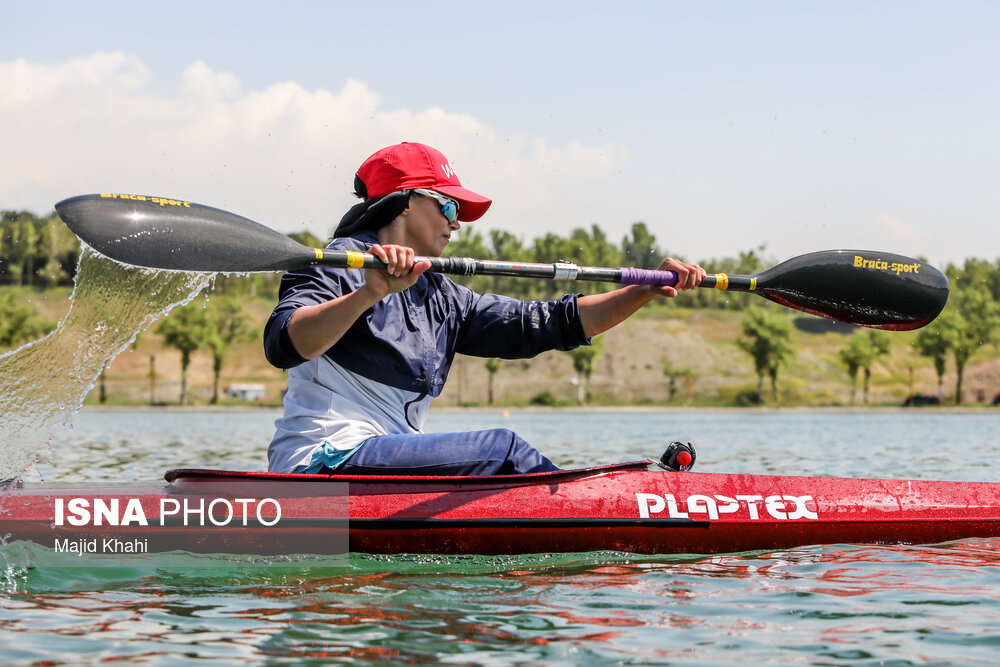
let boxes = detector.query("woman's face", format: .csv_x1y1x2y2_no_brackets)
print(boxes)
401,192,461,256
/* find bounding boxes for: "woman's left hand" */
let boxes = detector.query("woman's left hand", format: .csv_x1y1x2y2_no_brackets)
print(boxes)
648,258,707,298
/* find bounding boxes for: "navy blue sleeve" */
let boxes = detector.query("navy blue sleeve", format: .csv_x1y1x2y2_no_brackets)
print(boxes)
263,266,360,369
262,307,305,370
453,287,591,359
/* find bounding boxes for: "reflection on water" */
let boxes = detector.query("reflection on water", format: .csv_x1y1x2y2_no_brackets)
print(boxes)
5,542,1000,664
0,249,210,479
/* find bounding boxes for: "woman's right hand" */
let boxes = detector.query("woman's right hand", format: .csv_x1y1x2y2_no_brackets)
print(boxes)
287,244,431,360
361,244,431,299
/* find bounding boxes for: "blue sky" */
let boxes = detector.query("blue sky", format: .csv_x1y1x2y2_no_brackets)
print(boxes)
4,1,997,267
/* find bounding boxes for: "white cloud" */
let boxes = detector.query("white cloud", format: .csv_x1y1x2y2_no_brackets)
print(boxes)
1,53,627,242
0,52,150,110
178,61,241,101
871,213,932,250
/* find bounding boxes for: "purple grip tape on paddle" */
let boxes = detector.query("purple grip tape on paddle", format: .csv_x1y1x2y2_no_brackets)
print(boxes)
618,267,678,286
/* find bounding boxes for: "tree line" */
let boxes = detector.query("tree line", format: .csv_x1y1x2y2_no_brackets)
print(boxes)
445,228,1000,406
730,257,1000,407
1,208,766,308
5,208,1000,406
911,261,1000,404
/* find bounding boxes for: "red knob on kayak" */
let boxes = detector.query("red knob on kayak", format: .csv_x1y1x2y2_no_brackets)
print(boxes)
656,441,697,472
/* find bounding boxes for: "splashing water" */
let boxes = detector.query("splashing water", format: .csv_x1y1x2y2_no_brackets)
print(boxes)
0,247,212,479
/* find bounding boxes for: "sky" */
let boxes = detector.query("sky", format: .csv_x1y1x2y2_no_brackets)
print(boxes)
2,1,997,268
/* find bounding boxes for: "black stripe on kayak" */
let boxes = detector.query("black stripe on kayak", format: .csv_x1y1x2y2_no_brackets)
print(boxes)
159,517,710,529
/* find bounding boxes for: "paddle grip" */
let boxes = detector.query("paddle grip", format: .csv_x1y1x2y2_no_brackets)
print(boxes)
618,267,678,286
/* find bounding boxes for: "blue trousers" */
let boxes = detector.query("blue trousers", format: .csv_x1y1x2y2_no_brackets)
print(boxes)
336,428,560,476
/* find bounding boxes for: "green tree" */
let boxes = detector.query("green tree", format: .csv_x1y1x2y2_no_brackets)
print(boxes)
947,257,1000,303
444,227,489,258
838,341,862,405
532,226,622,297
37,257,67,288
569,225,623,270
2,213,40,285
205,295,257,404
737,306,794,403
35,216,79,286
530,232,570,300
156,301,214,405
913,321,950,401
683,246,766,311
487,229,529,297
937,286,998,404
485,357,502,406
622,222,662,270
567,336,604,404
488,229,524,259
838,330,891,405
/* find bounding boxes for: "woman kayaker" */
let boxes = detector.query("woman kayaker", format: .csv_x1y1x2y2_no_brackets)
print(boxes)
263,142,705,475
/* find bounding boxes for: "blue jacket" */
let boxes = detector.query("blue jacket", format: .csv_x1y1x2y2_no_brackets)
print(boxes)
263,231,590,397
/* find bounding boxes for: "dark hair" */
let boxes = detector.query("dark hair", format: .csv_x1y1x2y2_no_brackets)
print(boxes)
333,190,412,238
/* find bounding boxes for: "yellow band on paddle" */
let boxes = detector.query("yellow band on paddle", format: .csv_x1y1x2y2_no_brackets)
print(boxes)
346,251,366,269
749,278,757,291
714,273,729,290
314,249,324,260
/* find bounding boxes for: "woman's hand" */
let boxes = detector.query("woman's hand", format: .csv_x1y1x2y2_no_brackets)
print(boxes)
360,244,431,299
287,244,431,360
578,258,706,337
646,258,707,298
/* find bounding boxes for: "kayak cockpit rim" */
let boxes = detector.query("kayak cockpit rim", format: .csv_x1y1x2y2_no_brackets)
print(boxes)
164,459,655,486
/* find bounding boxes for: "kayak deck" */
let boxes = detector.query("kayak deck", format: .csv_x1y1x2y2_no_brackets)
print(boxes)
3,461,1000,556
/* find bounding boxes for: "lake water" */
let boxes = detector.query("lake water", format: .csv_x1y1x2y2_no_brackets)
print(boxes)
3,407,1000,665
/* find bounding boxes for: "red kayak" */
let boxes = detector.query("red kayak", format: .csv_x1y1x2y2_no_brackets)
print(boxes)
3,460,1000,556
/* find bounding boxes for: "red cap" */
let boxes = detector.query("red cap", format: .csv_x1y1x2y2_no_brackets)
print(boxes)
355,142,492,222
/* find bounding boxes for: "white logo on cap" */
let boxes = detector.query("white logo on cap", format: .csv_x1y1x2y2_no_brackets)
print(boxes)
441,163,456,179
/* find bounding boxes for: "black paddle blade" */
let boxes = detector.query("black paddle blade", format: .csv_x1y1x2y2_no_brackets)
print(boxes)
753,249,949,330
55,194,319,272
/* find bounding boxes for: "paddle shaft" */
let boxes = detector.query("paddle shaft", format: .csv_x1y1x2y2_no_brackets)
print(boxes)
316,250,689,287
55,194,950,329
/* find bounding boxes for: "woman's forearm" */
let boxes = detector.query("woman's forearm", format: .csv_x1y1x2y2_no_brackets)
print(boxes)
578,286,659,338
286,243,430,360
286,288,382,360
577,258,705,337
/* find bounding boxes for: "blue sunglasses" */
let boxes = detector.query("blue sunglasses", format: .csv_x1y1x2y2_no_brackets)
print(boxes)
413,189,459,224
